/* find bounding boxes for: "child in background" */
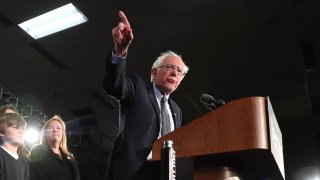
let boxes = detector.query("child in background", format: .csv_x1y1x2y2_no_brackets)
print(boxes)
0,104,19,114
0,113,29,180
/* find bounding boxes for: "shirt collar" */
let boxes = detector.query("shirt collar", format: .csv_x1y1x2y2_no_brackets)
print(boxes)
0,146,19,159
153,83,169,102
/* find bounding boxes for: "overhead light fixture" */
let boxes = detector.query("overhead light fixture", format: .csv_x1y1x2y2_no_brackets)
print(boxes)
18,3,88,39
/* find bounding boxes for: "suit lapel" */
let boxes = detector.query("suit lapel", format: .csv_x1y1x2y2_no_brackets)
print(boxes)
168,99,179,129
147,83,181,130
147,83,161,127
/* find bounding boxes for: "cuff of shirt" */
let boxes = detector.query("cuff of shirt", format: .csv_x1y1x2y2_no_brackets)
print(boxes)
111,49,127,64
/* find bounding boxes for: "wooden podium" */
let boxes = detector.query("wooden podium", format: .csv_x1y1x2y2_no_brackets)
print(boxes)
152,97,285,179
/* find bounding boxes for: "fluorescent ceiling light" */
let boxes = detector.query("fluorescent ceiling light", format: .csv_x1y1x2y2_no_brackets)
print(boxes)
18,3,88,39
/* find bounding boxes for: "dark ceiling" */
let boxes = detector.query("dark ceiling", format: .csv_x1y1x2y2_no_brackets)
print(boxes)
0,0,319,179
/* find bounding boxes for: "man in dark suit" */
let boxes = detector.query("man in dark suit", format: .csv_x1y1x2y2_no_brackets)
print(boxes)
103,11,189,180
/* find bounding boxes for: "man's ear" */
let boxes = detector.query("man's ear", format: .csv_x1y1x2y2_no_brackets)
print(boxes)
0,133,4,137
151,68,157,76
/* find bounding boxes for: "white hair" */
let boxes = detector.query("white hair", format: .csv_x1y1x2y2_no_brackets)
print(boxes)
150,51,189,82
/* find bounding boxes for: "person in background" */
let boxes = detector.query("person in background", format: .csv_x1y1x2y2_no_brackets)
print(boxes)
0,113,29,180
0,104,19,114
103,11,189,180
29,115,80,180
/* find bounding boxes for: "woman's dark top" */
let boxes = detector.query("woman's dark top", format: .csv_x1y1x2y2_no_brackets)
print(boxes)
29,144,80,180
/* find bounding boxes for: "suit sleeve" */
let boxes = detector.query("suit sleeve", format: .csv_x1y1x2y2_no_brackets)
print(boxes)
102,51,136,101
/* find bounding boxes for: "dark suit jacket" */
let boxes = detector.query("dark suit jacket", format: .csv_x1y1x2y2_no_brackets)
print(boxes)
102,52,182,180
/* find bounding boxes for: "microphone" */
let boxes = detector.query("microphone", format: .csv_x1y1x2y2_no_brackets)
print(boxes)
200,94,225,110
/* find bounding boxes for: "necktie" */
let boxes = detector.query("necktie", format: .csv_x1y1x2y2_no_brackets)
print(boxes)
161,96,171,136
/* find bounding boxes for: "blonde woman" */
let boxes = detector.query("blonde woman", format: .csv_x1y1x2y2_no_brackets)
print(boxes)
29,115,80,180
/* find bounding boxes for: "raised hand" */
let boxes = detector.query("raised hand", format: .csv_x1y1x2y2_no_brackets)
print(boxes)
112,11,134,57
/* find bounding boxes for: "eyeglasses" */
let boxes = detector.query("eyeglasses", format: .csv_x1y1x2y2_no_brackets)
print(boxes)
158,64,186,76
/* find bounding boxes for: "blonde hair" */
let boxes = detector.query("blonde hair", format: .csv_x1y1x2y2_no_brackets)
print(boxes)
40,115,74,159
0,113,29,159
0,113,26,132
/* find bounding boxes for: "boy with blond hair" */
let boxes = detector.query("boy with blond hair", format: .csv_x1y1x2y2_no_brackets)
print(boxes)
0,113,29,180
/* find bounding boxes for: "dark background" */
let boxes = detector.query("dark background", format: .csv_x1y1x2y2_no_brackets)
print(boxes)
0,0,319,179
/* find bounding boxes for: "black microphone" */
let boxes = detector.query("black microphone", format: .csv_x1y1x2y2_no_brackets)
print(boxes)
200,94,225,110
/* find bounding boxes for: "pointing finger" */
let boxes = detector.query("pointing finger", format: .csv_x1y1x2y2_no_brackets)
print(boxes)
118,11,130,27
